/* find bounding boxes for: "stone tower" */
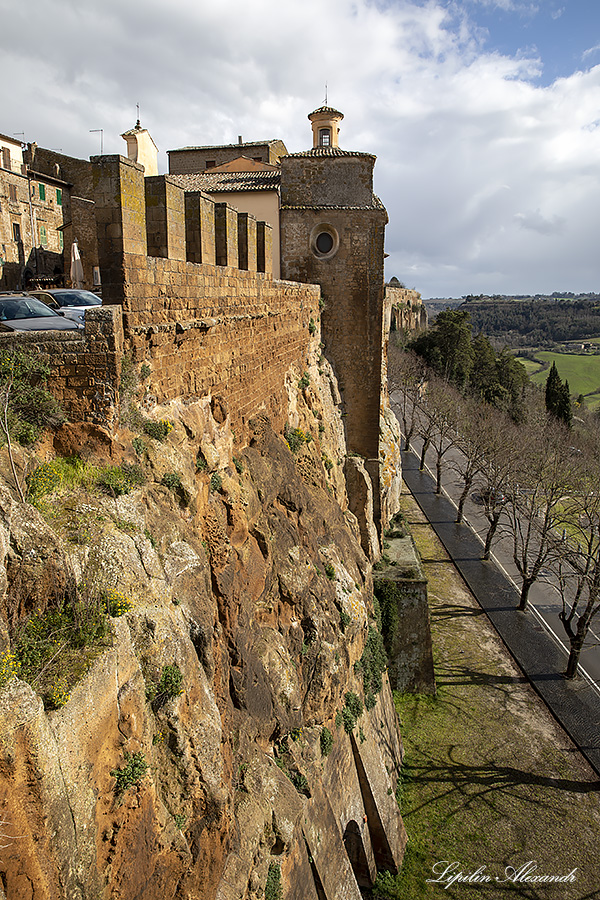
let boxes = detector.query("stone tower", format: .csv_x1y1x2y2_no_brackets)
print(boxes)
280,106,388,534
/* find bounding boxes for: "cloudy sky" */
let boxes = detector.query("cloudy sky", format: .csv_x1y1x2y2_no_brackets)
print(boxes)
2,0,599,298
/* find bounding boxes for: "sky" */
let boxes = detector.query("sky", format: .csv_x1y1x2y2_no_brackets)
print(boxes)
1,0,599,299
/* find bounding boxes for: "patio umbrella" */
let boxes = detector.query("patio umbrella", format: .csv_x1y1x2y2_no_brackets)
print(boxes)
70,240,84,288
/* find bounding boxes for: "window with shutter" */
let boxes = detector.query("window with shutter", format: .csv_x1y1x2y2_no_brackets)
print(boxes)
40,224,47,247
12,222,21,242
39,184,46,201
56,188,62,206
1,148,10,170
8,184,17,202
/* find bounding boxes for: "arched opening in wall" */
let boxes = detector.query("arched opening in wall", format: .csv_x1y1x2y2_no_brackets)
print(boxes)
343,820,372,889
310,224,339,260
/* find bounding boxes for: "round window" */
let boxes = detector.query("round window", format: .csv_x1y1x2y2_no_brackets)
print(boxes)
316,232,334,254
310,224,339,260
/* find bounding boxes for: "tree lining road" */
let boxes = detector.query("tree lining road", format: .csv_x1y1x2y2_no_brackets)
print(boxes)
397,437,600,777
390,389,600,690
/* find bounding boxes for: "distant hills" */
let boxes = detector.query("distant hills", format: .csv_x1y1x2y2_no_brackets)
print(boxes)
423,293,600,348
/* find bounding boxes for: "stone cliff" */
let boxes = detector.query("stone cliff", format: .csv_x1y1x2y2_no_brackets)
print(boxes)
0,355,406,899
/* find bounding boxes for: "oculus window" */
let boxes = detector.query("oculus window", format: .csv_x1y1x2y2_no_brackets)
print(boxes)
310,224,339,260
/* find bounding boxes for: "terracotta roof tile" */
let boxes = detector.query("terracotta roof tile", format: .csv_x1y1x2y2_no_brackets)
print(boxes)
308,106,344,119
281,196,385,211
169,171,280,193
283,147,375,160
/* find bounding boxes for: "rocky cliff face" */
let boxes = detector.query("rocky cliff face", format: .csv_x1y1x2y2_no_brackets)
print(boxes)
0,361,406,900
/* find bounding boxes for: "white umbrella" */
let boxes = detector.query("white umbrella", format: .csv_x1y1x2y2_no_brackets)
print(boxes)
70,240,84,288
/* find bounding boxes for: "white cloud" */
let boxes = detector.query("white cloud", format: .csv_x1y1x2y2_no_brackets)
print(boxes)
1,0,598,297
514,209,566,235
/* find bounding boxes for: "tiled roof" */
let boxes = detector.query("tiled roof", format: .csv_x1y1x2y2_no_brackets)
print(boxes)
169,171,280,193
283,147,375,160
282,195,385,211
308,106,344,118
168,139,283,153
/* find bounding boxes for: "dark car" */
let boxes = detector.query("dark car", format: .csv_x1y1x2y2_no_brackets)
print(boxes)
28,288,101,325
0,295,82,332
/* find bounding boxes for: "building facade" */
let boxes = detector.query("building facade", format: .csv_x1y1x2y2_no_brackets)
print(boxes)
167,138,287,173
0,133,69,290
280,106,389,522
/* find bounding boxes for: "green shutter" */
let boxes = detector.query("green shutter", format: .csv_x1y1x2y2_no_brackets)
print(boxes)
39,184,46,201
40,224,47,248
56,188,62,206
59,230,63,251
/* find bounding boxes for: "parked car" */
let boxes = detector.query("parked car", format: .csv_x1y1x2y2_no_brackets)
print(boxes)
28,288,101,325
0,295,82,332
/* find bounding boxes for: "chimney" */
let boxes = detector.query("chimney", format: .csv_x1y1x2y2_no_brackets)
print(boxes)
238,135,243,144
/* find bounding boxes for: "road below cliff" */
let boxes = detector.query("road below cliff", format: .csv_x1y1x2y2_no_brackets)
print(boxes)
401,447,600,777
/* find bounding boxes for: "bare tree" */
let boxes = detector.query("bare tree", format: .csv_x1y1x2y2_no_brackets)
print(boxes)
414,399,436,473
504,424,574,611
450,399,490,524
554,464,600,679
421,377,462,494
387,347,425,452
476,412,520,560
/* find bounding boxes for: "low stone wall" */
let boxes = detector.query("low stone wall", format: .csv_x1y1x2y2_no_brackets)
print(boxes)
0,306,123,431
0,271,319,443
374,535,436,694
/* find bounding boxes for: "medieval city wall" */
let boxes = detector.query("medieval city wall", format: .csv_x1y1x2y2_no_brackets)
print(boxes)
1,155,320,443
386,285,427,335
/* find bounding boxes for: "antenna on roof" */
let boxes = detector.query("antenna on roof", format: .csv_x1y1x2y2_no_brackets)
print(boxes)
89,129,104,155
324,82,328,105
136,103,140,127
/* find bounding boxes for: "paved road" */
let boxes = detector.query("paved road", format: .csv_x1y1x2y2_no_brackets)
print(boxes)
401,447,600,777
391,388,600,691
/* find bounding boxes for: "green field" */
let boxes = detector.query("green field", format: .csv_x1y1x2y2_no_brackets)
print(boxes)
517,357,544,376
525,351,600,408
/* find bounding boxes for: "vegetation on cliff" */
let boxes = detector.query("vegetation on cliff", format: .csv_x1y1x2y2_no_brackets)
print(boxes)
0,352,404,899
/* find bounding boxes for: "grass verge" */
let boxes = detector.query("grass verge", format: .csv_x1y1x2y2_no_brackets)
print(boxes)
378,489,600,900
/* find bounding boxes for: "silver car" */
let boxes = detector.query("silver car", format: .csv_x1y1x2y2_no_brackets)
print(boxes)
29,288,101,325
0,295,82,332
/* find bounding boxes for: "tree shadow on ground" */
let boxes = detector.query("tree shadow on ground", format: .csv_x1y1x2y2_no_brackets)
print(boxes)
435,661,528,688
403,744,600,825
431,602,486,620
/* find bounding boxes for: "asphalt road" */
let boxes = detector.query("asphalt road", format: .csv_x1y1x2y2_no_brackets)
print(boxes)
390,389,600,691
400,446,600,777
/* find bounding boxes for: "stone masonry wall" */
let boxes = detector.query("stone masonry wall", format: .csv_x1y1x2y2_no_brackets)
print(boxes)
386,286,427,335
280,148,388,533
89,154,318,440
0,305,123,430
123,262,319,438
1,156,320,446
